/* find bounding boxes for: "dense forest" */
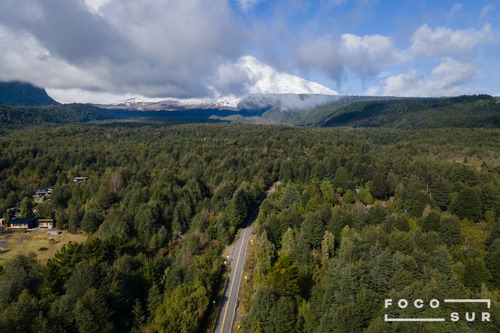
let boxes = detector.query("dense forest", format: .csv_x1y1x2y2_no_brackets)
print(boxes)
0,104,128,128
213,95,500,128
320,95,500,129
0,104,272,131
0,120,499,332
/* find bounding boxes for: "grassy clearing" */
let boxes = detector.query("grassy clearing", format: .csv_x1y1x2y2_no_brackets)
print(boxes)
0,228,87,263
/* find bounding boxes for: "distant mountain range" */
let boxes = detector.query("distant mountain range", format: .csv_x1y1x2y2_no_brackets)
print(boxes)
1,80,499,130
0,81,58,106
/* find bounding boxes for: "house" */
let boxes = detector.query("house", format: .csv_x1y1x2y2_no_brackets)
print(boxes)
6,207,18,218
364,204,374,212
8,217,37,229
73,176,88,183
33,186,54,202
34,190,49,203
38,219,55,228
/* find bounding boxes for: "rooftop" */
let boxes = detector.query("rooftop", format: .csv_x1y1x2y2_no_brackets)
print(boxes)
10,217,37,224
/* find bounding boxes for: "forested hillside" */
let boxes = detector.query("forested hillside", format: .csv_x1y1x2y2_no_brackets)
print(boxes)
0,104,128,128
0,122,499,332
213,94,500,128
0,104,270,130
0,81,58,106
320,95,500,128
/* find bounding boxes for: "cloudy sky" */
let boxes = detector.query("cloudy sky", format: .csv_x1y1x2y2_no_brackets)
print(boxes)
0,0,499,103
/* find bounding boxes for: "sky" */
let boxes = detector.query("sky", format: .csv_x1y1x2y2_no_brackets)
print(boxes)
0,0,499,103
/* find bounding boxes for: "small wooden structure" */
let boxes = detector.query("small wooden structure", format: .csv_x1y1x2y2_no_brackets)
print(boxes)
38,219,55,228
8,217,37,229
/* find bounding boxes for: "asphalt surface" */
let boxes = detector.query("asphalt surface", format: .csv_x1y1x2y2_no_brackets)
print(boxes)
212,183,279,333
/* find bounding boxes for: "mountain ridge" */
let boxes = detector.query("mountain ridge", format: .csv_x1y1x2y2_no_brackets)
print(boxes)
0,81,59,106
1,80,499,130
319,95,500,129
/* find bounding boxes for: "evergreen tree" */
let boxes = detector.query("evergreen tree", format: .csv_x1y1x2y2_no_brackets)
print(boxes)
485,238,500,288
149,280,209,333
269,296,297,333
20,197,34,217
422,209,440,232
246,286,276,332
438,213,462,246
321,230,335,259
451,187,482,221
301,212,325,249
265,255,300,296
74,288,114,333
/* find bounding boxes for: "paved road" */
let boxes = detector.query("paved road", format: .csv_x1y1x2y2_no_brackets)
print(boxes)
212,183,279,333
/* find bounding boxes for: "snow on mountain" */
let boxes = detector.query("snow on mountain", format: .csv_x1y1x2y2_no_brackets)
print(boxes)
117,97,165,106
238,55,337,96
109,95,241,110
104,55,338,110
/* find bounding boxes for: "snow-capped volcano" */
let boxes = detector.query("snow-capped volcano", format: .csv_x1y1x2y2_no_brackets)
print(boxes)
101,55,337,110
237,55,337,96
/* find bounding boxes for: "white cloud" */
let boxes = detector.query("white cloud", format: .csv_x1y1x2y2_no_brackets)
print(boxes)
209,59,253,97
46,88,135,104
365,86,380,96
383,71,420,96
382,58,478,96
432,57,477,85
101,0,246,96
0,25,102,90
480,5,495,20
409,24,494,58
375,23,499,97
237,0,265,11
449,3,463,18
84,0,111,13
291,32,401,83
0,0,497,101
0,0,245,99
295,37,343,80
341,33,403,76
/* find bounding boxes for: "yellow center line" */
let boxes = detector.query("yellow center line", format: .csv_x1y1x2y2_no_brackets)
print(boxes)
215,188,270,333
218,226,248,333
229,224,251,332
210,264,231,333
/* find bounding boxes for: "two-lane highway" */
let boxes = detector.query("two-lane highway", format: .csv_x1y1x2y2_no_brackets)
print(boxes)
212,183,279,333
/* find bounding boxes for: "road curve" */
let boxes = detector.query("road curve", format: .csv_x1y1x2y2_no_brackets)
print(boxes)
212,183,280,333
